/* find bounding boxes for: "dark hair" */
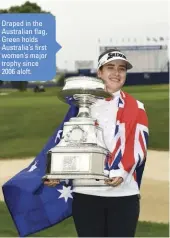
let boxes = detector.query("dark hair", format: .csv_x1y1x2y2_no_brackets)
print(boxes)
98,48,122,62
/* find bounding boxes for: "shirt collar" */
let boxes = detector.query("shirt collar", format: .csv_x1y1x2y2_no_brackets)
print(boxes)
112,90,121,98
105,90,121,101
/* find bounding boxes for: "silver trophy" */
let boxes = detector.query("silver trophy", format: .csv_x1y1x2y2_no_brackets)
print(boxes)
42,76,112,186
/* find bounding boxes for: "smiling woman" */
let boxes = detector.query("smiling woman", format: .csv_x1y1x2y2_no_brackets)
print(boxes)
64,48,149,238
97,49,131,93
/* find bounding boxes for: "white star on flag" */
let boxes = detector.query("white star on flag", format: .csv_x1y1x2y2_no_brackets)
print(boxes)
28,161,38,172
57,186,73,202
55,130,63,143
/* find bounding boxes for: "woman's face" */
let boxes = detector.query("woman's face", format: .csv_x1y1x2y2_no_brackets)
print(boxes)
97,59,127,93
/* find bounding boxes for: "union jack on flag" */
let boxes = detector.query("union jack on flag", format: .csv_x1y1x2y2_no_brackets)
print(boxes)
104,91,149,187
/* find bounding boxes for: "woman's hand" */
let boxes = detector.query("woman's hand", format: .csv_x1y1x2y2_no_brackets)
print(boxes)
44,179,60,187
104,177,123,187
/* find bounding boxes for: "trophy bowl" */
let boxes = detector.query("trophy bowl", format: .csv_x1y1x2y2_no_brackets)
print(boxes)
57,76,111,105
42,76,112,186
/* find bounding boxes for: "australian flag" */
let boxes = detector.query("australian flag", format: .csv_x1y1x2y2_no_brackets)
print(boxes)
2,102,78,237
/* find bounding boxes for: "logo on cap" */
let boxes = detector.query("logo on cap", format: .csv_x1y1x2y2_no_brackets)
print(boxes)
107,52,126,60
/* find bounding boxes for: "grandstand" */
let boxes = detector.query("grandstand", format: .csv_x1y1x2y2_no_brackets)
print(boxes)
99,45,168,73
66,39,169,86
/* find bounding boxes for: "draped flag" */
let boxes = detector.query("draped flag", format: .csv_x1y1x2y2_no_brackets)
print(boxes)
2,103,78,237
2,91,148,237
105,91,149,188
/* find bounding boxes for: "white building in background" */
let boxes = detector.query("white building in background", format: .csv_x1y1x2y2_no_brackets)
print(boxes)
60,36,169,73
98,44,168,73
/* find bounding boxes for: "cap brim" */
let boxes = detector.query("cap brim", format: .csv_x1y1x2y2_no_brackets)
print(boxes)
99,57,133,70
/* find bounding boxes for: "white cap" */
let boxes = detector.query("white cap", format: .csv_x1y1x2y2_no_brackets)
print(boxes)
98,51,133,70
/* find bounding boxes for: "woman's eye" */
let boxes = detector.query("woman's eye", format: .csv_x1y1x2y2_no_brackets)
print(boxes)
119,68,126,72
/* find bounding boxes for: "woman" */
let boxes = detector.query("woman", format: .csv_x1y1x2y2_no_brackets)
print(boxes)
44,48,149,237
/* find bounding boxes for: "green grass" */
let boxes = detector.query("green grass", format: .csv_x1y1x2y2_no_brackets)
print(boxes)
0,202,169,237
0,85,168,158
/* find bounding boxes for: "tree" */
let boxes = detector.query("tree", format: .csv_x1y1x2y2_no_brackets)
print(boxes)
1,1,48,13
0,10,8,13
0,1,49,91
11,81,28,91
56,73,65,87
0,81,3,87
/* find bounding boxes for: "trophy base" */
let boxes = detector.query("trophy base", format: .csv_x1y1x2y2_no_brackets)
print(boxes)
42,173,107,180
43,145,109,186
45,145,107,174
42,174,109,187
